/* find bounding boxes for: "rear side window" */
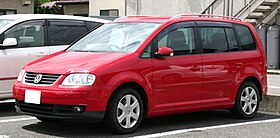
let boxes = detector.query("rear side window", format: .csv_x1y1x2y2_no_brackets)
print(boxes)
225,28,239,51
48,20,87,46
85,21,103,31
198,27,228,53
235,24,256,50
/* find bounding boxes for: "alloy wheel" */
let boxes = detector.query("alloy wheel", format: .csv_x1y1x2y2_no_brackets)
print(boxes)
116,94,140,129
240,87,258,115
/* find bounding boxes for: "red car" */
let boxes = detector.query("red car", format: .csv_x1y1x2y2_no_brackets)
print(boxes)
13,15,267,134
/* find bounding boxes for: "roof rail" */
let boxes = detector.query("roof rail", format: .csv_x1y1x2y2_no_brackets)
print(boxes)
114,15,152,21
170,14,241,21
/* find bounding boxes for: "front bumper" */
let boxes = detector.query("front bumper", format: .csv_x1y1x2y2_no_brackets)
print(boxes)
15,100,105,122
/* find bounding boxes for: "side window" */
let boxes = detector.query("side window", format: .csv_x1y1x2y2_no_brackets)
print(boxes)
235,24,256,50
157,27,196,56
4,21,45,47
85,21,103,31
225,28,239,51
141,43,152,58
48,20,87,46
198,27,228,53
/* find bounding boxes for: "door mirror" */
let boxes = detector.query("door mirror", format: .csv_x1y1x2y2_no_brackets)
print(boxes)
157,46,174,56
3,38,17,47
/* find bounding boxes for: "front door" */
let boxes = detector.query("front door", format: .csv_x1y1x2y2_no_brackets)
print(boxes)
152,22,202,110
0,20,49,98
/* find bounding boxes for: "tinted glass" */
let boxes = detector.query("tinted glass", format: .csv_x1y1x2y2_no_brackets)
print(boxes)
85,21,102,31
4,21,44,47
49,21,87,45
141,43,152,58
235,24,256,50
158,28,196,56
225,28,239,51
199,27,228,53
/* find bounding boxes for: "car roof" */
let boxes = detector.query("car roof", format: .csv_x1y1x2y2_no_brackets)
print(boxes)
112,15,249,26
0,14,109,23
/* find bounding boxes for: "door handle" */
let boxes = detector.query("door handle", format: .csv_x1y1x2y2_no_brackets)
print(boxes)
36,52,47,57
235,62,243,67
190,65,200,71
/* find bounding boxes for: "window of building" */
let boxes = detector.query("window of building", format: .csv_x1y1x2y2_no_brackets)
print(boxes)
199,27,228,53
100,9,119,16
235,24,256,50
0,9,16,15
157,28,196,56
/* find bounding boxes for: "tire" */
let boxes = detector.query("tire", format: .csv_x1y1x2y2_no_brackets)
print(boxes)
104,87,144,134
230,81,260,119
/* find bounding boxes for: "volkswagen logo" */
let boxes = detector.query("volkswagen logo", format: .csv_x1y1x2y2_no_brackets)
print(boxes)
34,74,43,84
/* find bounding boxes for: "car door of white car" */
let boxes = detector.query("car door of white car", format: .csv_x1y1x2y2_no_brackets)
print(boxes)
0,20,50,99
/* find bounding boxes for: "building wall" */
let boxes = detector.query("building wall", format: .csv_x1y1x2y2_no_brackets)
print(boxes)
0,0,33,14
126,0,215,16
89,0,215,16
89,0,125,16
63,4,89,15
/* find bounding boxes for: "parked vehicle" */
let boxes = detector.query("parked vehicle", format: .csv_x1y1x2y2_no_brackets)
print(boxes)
13,15,267,134
0,14,108,100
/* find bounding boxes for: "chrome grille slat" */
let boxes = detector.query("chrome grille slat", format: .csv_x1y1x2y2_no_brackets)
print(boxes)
24,72,61,86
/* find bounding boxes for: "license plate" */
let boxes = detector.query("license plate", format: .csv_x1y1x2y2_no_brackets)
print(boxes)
24,90,41,104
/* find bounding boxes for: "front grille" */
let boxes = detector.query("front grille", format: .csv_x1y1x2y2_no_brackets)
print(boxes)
24,72,61,85
16,100,85,116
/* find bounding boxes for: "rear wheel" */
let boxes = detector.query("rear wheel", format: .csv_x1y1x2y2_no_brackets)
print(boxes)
231,81,260,119
104,87,144,134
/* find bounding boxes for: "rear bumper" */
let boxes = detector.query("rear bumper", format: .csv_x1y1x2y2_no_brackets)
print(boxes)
15,100,105,123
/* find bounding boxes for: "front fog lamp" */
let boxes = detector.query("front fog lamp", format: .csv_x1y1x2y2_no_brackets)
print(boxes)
62,74,96,86
17,70,25,82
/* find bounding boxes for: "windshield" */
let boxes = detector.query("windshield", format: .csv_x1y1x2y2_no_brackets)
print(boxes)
0,19,13,29
68,23,161,53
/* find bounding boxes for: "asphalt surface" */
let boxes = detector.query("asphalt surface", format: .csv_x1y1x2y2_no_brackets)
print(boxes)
0,75,280,137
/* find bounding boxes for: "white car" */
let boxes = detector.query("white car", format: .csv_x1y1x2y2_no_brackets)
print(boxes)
0,14,108,100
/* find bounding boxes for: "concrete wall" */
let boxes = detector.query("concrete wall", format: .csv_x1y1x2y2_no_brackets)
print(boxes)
63,4,89,15
89,0,125,16
127,0,215,16
0,0,34,14
89,0,215,16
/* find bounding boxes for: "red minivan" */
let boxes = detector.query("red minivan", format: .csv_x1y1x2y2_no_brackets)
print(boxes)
13,15,267,134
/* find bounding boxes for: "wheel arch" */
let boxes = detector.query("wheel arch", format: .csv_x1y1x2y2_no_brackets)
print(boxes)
239,76,263,101
106,81,149,118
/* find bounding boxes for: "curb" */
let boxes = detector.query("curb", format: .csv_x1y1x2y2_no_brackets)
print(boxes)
259,95,280,113
267,70,280,75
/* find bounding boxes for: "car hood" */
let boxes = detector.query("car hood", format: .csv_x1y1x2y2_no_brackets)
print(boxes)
24,51,131,74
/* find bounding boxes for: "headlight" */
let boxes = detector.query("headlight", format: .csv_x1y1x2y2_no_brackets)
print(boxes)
62,74,96,86
17,70,25,82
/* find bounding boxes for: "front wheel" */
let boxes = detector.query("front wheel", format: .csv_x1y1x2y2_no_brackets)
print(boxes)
104,87,144,134
230,81,260,119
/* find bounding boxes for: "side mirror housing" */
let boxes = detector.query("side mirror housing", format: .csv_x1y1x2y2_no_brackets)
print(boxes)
3,38,17,47
157,46,174,57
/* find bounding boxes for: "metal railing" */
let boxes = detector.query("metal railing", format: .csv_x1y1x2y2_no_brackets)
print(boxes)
202,0,255,17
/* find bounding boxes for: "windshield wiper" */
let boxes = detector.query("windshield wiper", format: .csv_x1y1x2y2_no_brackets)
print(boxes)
73,50,96,52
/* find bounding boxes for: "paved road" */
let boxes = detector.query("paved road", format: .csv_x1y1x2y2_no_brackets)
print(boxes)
0,75,280,137
1,102,280,138
267,74,280,96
